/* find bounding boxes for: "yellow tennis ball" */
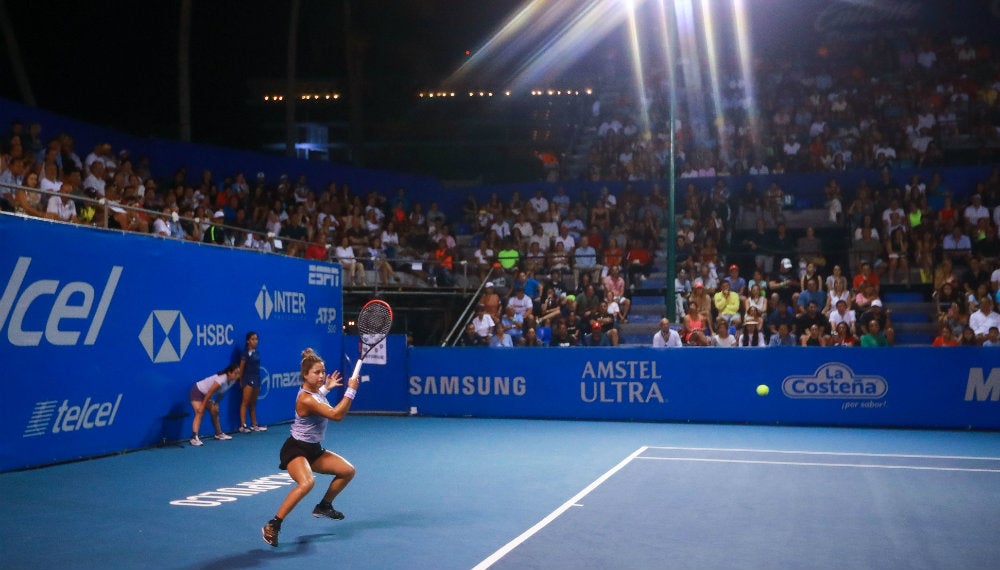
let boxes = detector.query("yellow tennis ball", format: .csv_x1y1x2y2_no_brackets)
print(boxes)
756,384,769,397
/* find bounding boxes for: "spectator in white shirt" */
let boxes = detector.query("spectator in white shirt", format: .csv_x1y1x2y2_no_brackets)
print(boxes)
653,318,683,347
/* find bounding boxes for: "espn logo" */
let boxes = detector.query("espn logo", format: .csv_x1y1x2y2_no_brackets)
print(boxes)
308,265,340,287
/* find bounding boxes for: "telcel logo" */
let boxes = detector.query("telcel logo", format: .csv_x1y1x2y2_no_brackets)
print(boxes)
782,363,888,399
23,394,123,437
0,257,122,347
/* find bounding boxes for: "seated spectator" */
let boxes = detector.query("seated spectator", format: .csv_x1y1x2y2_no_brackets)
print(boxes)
828,299,857,336
769,322,797,346
572,235,601,285
769,257,801,307
932,324,959,347
710,319,737,347
968,296,1000,342
479,282,502,322
549,321,577,347
471,305,495,340
767,298,796,337
500,305,524,345
430,238,455,286
602,265,631,322
739,319,767,346
594,300,621,346
652,317,683,347
506,287,534,319
830,321,857,347
45,182,80,223
959,326,980,346
489,323,514,348
858,299,895,345
518,327,544,347
681,301,709,346
942,225,972,265
797,278,828,316
624,238,654,284
579,321,612,346
982,326,1000,347
713,280,742,327
457,323,486,347
801,324,827,346
796,226,826,269
724,264,747,296
335,236,365,287
860,318,891,347
823,276,851,316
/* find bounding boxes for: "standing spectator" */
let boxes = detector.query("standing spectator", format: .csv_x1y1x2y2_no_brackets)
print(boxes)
238,332,266,433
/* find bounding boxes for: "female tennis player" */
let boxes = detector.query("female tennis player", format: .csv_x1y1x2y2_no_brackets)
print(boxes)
188,364,241,447
262,347,360,547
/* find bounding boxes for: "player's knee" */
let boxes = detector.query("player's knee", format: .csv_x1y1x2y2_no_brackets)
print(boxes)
298,476,315,494
342,465,356,481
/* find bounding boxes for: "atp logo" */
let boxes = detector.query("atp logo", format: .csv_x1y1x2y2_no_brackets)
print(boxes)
139,310,193,363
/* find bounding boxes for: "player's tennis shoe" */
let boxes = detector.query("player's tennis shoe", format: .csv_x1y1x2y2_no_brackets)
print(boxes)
262,522,279,547
214,433,232,441
251,425,268,432
238,425,251,433
189,436,203,447
312,504,345,520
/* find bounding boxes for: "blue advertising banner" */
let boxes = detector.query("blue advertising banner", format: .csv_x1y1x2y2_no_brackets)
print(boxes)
0,215,342,471
407,347,1000,430
341,335,409,413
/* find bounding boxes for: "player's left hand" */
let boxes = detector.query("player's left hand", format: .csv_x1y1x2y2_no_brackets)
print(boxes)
325,371,344,390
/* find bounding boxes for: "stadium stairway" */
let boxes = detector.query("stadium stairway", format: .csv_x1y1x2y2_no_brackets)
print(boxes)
882,284,937,346
620,270,670,346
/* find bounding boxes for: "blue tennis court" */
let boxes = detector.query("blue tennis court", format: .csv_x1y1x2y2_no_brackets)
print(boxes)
2,417,998,570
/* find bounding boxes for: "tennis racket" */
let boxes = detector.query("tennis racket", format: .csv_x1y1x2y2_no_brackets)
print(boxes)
351,299,394,378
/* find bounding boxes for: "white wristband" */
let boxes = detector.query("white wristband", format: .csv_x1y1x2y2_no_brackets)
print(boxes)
319,386,330,396
344,388,357,401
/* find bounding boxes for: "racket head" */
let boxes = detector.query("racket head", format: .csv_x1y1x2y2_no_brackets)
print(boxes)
358,299,393,338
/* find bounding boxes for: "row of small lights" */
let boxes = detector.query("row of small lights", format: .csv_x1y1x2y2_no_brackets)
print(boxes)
262,93,341,102
263,88,594,102
418,88,594,99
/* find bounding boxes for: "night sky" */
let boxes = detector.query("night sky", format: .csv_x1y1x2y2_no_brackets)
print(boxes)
0,1,522,146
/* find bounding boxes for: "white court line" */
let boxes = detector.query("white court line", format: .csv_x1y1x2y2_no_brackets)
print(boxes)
646,446,1000,462
470,446,648,570
638,456,1000,473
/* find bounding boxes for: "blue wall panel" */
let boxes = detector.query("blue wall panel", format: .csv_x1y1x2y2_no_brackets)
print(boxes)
0,215,342,471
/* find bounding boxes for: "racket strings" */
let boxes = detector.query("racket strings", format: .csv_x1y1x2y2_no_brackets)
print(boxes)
358,302,392,337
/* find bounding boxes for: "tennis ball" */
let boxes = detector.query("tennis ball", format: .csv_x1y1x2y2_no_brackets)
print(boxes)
756,384,769,397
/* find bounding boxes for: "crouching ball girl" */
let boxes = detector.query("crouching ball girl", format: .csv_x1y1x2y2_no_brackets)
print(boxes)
262,348,360,547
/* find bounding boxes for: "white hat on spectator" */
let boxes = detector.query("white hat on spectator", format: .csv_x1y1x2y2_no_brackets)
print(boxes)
213,210,224,219
485,282,494,288
781,258,793,269
871,299,883,307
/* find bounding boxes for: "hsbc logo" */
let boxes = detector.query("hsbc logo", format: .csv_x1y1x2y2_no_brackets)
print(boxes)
139,310,192,363
255,285,307,320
